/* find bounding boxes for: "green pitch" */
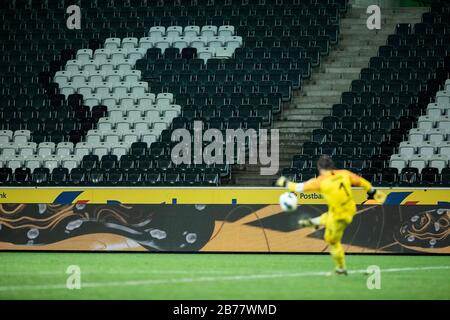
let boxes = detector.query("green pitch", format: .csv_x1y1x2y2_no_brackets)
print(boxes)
0,252,449,299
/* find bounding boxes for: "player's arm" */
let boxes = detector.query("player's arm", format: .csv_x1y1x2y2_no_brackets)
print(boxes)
275,176,320,193
348,171,387,203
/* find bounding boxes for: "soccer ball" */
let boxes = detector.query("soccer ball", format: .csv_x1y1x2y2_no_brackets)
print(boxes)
279,192,298,212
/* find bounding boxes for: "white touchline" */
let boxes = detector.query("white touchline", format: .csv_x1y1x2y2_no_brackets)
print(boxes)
0,266,448,292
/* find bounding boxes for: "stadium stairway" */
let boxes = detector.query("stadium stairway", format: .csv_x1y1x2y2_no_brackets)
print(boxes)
231,6,427,186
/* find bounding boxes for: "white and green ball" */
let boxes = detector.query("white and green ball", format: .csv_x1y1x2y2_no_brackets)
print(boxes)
279,192,298,212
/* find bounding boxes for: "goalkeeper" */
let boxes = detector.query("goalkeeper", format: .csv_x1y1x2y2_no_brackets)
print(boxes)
276,155,386,275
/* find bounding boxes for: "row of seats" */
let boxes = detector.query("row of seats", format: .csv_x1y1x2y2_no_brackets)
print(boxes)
282,166,450,186
0,167,222,186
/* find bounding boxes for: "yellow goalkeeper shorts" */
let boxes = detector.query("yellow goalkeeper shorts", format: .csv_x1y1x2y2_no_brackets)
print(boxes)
319,212,353,245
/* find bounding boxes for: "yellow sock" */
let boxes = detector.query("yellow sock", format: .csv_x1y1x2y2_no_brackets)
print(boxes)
330,242,346,270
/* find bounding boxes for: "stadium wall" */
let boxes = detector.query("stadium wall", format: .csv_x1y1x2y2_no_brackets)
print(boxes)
0,188,448,254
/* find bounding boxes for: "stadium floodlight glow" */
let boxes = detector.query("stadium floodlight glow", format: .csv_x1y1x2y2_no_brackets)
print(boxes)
171,121,279,175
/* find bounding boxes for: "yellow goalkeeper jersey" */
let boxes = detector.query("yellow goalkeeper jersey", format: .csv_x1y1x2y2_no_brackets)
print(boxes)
300,170,372,219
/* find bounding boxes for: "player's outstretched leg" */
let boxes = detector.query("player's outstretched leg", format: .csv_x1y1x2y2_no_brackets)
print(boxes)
329,241,347,275
299,213,326,229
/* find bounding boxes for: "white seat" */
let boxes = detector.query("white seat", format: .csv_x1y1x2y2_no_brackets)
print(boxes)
438,141,450,157
37,142,55,157
427,105,443,120
215,46,234,59
123,132,139,144
111,143,128,158
428,129,445,144
108,108,125,121
92,144,109,158
398,141,415,159
156,93,173,106
119,94,135,109
99,60,115,72
7,156,24,171
116,121,132,132
184,25,200,37
56,142,74,157
88,70,104,84
104,38,121,50
142,134,157,146
1,143,17,157
65,60,82,72
418,142,436,158
102,93,118,109
436,91,450,107
74,142,91,158
93,49,110,64
105,69,123,84
86,133,102,144
77,84,94,97
104,133,121,144
123,70,141,83
70,70,89,85
127,47,146,61
437,116,450,130
76,49,93,62
26,157,42,172
389,154,407,172
127,109,143,121
409,155,428,172
429,154,448,172
54,71,71,86
207,36,225,49
62,155,80,171
95,82,112,97
172,37,190,50
417,115,434,131
113,82,130,96
82,60,100,73
138,37,155,50
197,47,213,63
60,84,76,98
190,36,208,50
18,143,37,157
201,25,218,38
154,38,172,53
167,26,183,38
121,37,138,50
131,82,148,95
13,130,31,144
408,128,426,144
218,25,235,37
83,93,101,108
152,122,168,133
44,156,60,172
110,48,128,63
149,26,166,38
138,93,156,106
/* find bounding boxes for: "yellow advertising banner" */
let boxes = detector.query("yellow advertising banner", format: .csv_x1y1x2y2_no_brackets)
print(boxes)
0,187,449,205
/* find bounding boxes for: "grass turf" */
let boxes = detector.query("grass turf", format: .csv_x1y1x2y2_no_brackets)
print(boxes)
0,252,449,299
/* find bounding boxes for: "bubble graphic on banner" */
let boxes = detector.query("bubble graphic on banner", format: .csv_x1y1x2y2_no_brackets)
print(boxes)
150,229,167,240
66,219,83,231
38,204,47,214
195,204,206,211
27,228,39,240
186,233,197,244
